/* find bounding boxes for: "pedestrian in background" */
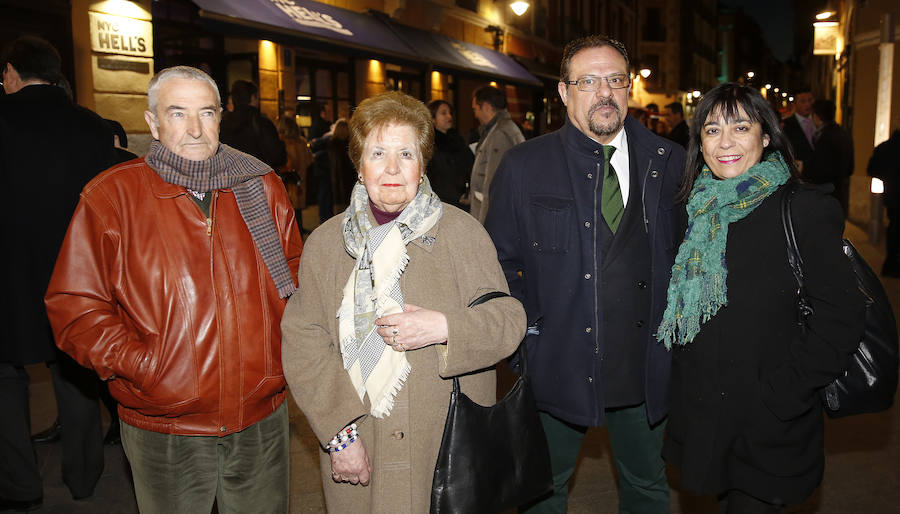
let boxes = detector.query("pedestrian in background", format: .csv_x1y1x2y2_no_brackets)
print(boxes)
311,118,353,222
0,35,115,509
427,99,473,208
868,127,900,276
659,82,864,513
807,98,854,216
782,87,815,172
469,84,524,223
220,79,287,169
663,101,689,148
486,34,685,513
277,115,314,232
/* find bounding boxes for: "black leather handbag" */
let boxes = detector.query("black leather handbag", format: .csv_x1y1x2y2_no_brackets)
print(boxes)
782,183,899,418
430,292,553,513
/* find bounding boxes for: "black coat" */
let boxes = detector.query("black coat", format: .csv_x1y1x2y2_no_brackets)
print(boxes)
666,120,689,149
806,122,853,185
663,183,865,504
783,114,814,166
485,117,685,426
427,128,473,208
867,130,900,207
0,85,116,364
220,107,287,169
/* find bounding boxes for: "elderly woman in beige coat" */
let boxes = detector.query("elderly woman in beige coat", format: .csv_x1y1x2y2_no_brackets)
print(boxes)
281,91,526,512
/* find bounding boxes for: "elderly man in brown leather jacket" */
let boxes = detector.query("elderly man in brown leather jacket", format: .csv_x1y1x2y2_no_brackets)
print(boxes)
45,66,302,513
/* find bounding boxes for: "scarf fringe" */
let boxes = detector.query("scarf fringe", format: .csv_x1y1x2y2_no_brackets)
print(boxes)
369,360,412,419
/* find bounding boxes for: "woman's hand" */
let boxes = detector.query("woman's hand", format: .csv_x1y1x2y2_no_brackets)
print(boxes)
330,437,371,486
375,304,448,352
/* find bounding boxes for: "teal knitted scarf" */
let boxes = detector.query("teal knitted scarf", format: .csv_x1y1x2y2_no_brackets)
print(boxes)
657,151,791,348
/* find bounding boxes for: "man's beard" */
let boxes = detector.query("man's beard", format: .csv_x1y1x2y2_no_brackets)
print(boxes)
587,97,623,138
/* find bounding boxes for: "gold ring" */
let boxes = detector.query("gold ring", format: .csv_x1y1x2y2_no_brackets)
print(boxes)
396,343,407,352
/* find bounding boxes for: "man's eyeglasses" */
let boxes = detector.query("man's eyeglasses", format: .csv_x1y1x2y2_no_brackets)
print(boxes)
564,74,630,91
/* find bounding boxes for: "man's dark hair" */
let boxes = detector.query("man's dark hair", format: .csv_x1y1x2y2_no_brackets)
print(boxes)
1,35,62,84
230,80,258,108
472,85,507,110
812,99,836,123
472,86,506,110
794,85,812,96
104,118,128,148
560,35,629,82
665,101,684,116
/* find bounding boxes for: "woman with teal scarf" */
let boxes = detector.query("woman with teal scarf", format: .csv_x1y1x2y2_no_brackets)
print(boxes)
658,83,865,512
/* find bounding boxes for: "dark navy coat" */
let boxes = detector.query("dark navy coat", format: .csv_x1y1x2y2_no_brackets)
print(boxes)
485,116,685,427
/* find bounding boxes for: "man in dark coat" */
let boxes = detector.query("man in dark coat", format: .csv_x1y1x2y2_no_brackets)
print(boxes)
220,80,287,169
868,128,900,276
0,35,115,509
485,35,685,513
782,87,815,170
806,99,854,215
663,101,689,148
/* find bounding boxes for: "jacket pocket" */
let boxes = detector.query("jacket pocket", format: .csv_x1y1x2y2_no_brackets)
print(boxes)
528,195,573,254
112,333,201,416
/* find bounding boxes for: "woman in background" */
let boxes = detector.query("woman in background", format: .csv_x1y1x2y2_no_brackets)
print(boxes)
277,115,313,232
426,100,473,208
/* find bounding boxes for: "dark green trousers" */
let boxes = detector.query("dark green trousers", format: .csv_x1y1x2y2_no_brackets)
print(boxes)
522,405,669,514
120,402,289,513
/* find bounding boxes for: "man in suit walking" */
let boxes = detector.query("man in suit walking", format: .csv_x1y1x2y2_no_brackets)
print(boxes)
485,35,685,513
782,87,815,171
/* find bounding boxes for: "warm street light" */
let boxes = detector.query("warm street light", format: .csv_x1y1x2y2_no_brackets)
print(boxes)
817,11,835,20
747,71,755,78
692,90,701,98
510,1,530,16
782,92,787,97
774,87,780,93
789,96,794,102
765,83,772,89
640,68,651,79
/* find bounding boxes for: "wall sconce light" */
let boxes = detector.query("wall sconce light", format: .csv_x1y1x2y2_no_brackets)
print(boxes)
510,1,530,16
692,90,701,98
639,68,652,79
485,25,505,51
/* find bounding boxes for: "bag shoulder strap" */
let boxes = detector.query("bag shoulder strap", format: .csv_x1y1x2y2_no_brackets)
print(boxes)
781,182,815,320
454,292,524,393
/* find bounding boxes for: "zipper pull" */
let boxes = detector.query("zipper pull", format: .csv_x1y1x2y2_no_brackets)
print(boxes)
206,217,212,236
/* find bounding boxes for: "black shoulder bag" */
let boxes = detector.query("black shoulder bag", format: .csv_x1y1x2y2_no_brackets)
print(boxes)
781,182,899,418
430,291,553,513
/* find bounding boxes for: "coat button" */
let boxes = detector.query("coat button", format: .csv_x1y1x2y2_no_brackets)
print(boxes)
587,172,593,179
637,280,647,289
391,430,404,440
532,241,539,247
657,147,665,155
635,320,644,327
584,273,591,279
587,376,593,383
650,170,659,178
584,221,591,228
220,426,227,432
585,327,592,333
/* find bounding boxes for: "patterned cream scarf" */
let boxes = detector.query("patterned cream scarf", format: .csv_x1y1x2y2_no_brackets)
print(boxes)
338,177,443,418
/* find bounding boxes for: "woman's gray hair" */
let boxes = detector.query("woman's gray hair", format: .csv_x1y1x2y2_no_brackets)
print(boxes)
147,66,221,115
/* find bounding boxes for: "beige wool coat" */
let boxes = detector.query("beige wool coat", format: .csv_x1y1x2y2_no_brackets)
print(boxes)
282,203,526,513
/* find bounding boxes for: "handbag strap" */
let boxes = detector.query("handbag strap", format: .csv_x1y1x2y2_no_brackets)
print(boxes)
780,182,815,320
454,292,525,394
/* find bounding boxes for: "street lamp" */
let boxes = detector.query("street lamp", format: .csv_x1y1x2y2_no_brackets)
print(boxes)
692,90,701,98
765,83,772,89
640,67,652,79
510,1,530,16
747,71,755,79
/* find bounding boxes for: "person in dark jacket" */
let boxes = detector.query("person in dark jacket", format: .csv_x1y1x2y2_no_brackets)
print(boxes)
806,99,854,215
868,128,900,276
663,101,689,148
220,80,287,169
486,35,685,513
782,87,815,172
105,118,139,164
311,119,353,222
426,100,473,208
658,82,865,512
0,35,116,509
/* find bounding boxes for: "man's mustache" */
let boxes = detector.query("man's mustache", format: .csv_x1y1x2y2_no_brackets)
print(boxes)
589,98,621,118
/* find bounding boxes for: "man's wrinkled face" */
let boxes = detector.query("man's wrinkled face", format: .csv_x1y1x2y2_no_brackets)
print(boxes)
144,77,221,161
558,45,630,144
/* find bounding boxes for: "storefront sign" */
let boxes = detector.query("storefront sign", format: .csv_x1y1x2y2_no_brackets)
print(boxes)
97,57,151,74
89,12,153,58
450,41,496,69
271,0,352,36
813,23,839,55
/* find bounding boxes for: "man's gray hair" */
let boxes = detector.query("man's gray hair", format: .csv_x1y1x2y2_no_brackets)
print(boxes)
147,66,221,114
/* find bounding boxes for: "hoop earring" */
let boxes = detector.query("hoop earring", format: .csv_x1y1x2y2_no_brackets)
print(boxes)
418,175,425,185
358,175,364,184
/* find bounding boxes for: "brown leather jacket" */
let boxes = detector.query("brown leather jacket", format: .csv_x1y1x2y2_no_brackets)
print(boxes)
45,159,303,436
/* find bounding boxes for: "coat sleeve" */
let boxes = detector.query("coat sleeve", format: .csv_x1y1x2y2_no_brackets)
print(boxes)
44,192,152,386
281,233,368,446
761,190,866,420
438,219,527,378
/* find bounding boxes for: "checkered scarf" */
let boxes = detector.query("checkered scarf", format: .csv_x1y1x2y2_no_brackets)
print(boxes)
338,178,442,418
145,140,296,298
657,151,790,348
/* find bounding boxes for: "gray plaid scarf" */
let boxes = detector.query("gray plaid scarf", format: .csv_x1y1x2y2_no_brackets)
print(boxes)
145,140,296,297
338,178,442,417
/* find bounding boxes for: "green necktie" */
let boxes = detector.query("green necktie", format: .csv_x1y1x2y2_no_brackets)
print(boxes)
601,145,623,233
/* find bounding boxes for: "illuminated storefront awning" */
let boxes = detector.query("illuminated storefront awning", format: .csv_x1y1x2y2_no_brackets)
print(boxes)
193,0,415,60
193,0,540,86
